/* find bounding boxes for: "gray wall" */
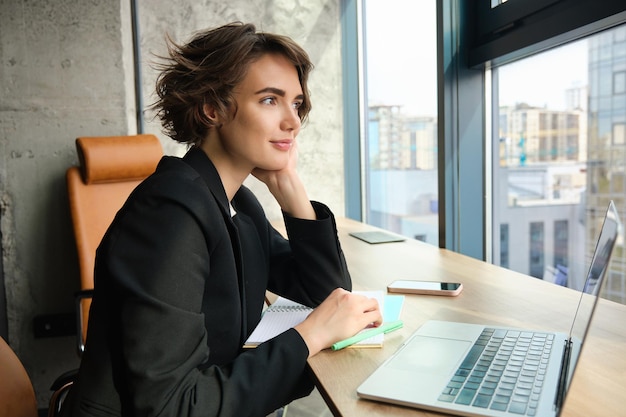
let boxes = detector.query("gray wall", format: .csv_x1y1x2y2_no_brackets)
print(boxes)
0,0,345,407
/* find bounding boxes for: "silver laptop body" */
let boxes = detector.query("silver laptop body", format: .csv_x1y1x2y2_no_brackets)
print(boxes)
357,201,621,417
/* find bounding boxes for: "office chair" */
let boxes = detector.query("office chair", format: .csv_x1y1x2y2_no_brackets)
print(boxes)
66,134,163,355
48,134,163,415
0,336,38,417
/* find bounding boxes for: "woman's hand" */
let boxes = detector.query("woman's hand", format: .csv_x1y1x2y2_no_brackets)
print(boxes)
294,288,383,358
252,140,316,220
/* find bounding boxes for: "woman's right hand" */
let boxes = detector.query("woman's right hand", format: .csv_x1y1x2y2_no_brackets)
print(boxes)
294,288,383,358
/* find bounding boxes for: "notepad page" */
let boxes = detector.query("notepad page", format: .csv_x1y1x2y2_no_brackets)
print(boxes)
244,298,312,346
243,291,398,348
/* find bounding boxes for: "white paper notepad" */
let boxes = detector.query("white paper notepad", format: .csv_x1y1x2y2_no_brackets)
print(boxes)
244,297,312,347
244,291,398,348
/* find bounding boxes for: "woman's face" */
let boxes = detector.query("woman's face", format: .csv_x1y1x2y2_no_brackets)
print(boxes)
215,53,304,174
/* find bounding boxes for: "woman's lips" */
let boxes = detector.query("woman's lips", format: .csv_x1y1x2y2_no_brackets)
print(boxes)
270,139,292,151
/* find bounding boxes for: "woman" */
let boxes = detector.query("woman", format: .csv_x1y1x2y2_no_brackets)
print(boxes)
60,22,382,417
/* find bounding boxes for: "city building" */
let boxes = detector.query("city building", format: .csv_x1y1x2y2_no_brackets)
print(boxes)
586,27,626,303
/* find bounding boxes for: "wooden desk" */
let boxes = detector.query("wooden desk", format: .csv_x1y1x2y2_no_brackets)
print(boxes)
284,217,626,417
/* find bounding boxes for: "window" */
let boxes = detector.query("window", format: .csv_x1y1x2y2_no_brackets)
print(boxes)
554,219,569,268
344,1,625,304
529,222,545,279
614,123,625,145
615,71,626,94
361,0,438,245
500,224,509,268
492,23,626,302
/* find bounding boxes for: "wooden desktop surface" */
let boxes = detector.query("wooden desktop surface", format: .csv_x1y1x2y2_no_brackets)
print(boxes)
274,217,626,417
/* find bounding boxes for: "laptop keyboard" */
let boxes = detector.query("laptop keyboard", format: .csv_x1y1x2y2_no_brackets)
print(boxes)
438,328,554,416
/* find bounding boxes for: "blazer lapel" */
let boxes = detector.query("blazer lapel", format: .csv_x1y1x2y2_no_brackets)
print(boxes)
182,147,249,340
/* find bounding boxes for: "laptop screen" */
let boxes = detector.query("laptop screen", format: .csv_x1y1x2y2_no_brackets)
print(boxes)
553,201,621,413
569,200,621,343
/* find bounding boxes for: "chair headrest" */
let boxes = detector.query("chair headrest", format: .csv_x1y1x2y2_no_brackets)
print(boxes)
76,135,163,184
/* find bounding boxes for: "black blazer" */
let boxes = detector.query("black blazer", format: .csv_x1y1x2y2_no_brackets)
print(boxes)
61,147,351,417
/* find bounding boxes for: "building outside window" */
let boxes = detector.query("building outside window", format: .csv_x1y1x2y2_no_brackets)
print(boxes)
500,224,510,268
553,220,569,286
492,24,626,303
529,222,545,278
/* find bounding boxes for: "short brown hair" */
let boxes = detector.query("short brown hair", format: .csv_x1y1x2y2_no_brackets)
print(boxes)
151,22,314,146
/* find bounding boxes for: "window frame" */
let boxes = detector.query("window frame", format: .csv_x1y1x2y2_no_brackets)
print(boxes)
469,0,626,68
341,0,366,221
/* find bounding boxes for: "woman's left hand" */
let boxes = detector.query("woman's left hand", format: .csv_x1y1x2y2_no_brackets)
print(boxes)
252,141,316,220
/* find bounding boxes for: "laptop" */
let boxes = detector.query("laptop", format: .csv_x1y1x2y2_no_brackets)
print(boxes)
357,201,622,417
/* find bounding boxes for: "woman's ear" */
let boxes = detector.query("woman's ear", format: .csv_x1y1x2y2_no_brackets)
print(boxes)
203,104,220,124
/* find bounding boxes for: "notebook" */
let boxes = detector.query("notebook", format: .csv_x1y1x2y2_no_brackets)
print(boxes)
357,201,621,417
244,291,404,348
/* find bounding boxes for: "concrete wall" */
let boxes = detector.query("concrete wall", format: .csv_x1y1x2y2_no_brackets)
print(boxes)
0,0,345,407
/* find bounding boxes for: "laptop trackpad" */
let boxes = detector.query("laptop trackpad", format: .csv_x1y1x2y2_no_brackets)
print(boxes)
387,336,471,375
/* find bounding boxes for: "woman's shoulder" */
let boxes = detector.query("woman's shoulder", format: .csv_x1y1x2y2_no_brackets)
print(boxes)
154,155,200,180
143,156,206,188
131,156,216,209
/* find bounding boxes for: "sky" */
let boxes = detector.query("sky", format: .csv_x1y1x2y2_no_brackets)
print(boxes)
365,0,438,116
365,0,588,115
498,41,588,110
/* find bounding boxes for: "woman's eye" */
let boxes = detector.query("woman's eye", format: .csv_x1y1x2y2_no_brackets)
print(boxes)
292,101,303,110
261,97,276,105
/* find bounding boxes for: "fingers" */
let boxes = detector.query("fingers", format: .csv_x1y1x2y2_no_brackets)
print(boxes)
328,288,382,323
295,288,384,357
353,292,384,327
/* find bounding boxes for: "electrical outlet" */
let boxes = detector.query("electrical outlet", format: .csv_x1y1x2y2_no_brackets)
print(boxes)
33,313,76,338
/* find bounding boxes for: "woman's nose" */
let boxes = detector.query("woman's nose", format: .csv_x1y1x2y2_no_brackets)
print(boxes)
281,105,301,132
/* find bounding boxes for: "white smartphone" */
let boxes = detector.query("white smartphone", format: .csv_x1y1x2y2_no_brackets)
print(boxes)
387,280,463,296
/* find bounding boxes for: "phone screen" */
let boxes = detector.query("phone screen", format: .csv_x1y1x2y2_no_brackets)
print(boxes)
391,280,461,291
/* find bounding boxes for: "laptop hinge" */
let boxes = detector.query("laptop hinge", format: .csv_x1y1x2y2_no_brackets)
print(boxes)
554,338,572,412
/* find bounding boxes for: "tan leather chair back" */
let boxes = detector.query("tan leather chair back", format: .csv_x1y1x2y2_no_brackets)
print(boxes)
67,134,163,351
0,337,38,417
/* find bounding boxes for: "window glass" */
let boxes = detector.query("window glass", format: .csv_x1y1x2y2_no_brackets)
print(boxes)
500,224,510,268
529,222,545,279
363,0,438,245
493,24,626,304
